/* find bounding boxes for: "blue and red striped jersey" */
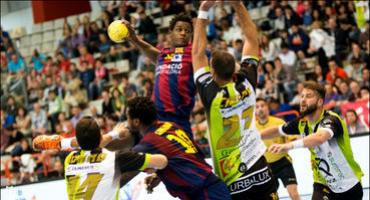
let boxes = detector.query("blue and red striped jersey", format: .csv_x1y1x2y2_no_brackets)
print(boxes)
132,121,215,198
152,44,195,119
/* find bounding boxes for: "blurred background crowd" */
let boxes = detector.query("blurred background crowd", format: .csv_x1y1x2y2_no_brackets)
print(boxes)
1,0,369,187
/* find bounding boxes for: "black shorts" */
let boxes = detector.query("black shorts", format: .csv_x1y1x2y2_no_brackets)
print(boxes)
269,156,297,187
228,156,278,200
312,182,363,200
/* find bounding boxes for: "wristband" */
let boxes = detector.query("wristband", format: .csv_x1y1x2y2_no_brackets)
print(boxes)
198,10,208,20
61,138,73,150
291,139,305,149
278,125,287,136
107,130,120,140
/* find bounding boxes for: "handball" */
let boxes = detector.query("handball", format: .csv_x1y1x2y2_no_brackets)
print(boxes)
107,20,129,43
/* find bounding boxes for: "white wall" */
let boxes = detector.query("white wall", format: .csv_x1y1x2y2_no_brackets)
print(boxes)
1,7,33,34
1,1,101,34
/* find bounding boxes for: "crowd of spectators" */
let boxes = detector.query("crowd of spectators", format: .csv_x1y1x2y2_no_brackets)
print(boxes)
1,0,369,186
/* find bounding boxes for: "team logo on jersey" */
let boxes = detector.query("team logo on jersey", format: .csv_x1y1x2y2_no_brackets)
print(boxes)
175,47,184,54
171,54,183,62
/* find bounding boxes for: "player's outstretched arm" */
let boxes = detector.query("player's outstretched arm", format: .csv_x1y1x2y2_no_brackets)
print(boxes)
32,123,130,151
192,1,215,72
260,127,281,139
268,129,332,154
229,1,259,57
147,154,168,170
121,19,160,64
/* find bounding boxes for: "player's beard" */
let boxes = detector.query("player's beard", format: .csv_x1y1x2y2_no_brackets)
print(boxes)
300,103,318,117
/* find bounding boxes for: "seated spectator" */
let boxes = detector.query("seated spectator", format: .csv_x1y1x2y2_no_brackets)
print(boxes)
78,61,95,99
70,104,84,128
30,102,48,136
360,86,370,100
30,49,46,73
47,90,63,133
345,109,369,135
289,82,304,107
71,27,86,57
360,68,369,87
89,58,108,100
8,54,25,74
78,45,95,67
137,11,158,45
278,43,297,67
347,42,368,64
300,1,312,26
4,126,24,155
272,6,286,31
345,58,364,82
139,56,155,72
288,24,309,53
313,65,326,85
324,83,338,110
98,32,111,54
10,138,32,157
58,26,73,58
87,22,101,53
231,39,243,62
260,79,279,102
117,76,136,98
260,34,279,62
42,76,56,104
105,45,123,62
14,107,31,137
336,81,352,107
1,107,15,129
56,52,71,74
308,21,335,58
349,80,361,101
325,57,348,84
111,88,126,119
284,5,302,28
101,90,114,115
139,78,153,97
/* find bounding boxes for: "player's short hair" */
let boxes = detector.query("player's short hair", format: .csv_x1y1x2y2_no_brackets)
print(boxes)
169,12,193,31
303,81,326,100
127,97,157,126
211,50,235,80
76,116,101,150
256,97,267,103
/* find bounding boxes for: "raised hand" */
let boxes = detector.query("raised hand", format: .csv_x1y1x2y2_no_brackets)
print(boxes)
199,1,217,11
112,122,130,139
120,19,137,42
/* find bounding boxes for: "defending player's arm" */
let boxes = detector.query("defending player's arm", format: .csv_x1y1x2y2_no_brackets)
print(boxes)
269,116,341,153
115,151,168,173
231,1,259,57
230,1,259,88
121,19,160,64
260,118,300,139
192,1,215,72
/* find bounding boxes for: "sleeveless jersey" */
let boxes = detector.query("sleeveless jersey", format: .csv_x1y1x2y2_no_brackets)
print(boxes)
282,110,363,193
195,56,266,185
64,149,119,200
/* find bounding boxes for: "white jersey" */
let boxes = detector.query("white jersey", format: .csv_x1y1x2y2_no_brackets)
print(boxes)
64,149,119,200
